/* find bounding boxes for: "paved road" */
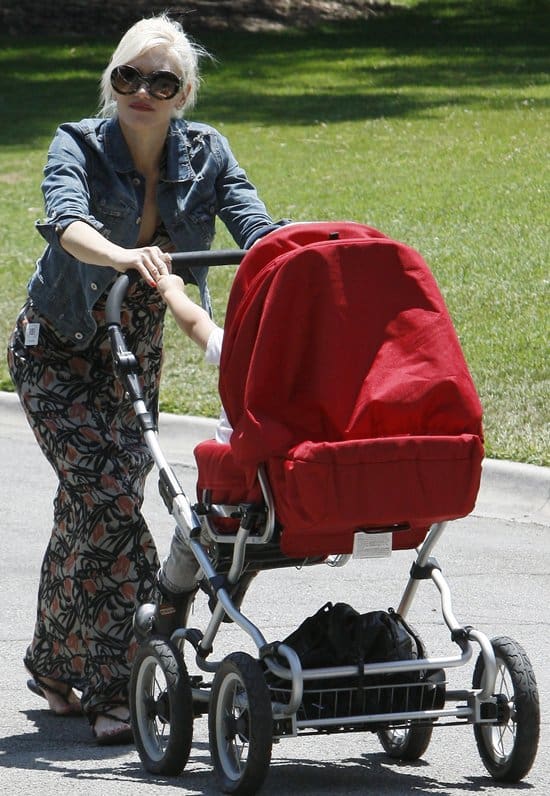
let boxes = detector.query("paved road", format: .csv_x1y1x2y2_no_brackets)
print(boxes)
1,392,548,795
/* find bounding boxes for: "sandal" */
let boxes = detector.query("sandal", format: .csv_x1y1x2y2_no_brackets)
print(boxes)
26,674,82,717
92,711,134,747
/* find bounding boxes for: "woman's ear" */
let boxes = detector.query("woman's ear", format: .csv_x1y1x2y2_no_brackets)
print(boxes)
178,83,191,110
177,82,192,109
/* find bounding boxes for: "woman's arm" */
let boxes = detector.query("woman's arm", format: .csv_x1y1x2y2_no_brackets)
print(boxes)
40,125,171,286
210,129,288,249
60,220,171,286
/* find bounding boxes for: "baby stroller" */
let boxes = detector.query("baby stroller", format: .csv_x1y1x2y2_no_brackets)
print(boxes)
106,222,539,795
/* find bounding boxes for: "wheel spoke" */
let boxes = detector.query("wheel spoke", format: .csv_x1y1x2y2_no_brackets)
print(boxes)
234,734,246,771
220,680,250,774
153,671,164,698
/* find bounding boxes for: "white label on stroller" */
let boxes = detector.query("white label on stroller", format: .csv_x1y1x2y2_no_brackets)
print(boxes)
25,323,40,346
352,531,392,559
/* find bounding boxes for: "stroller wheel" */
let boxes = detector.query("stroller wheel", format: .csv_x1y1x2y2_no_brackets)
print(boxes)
472,635,539,782
377,722,433,761
209,652,272,795
130,637,194,775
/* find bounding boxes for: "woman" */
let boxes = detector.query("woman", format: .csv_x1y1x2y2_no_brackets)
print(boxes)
7,14,282,744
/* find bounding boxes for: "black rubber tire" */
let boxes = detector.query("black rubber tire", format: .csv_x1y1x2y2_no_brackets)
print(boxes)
378,722,434,761
208,651,273,795
472,635,539,782
130,637,194,775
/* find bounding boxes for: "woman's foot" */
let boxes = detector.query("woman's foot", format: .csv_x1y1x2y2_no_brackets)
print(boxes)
26,673,82,716
92,706,133,746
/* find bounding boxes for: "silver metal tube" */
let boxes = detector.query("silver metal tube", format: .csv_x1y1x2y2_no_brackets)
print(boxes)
416,521,448,566
143,429,167,465
430,567,464,633
296,705,472,730
191,531,267,656
257,465,276,538
300,648,472,682
265,644,304,716
266,646,471,687
397,522,447,618
467,628,498,700
201,464,276,546
226,526,251,586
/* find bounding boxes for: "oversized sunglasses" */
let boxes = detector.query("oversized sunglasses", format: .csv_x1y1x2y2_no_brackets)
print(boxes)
110,64,182,100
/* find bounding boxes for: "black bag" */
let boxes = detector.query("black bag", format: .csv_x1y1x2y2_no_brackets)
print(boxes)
273,602,443,718
281,602,423,669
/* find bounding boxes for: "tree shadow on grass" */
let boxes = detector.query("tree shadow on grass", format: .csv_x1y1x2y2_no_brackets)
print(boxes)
0,0,548,147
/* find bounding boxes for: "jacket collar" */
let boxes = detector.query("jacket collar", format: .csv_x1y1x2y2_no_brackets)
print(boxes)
103,117,195,181
164,119,195,182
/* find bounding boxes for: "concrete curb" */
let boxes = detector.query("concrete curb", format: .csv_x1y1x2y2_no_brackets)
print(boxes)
476,457,550,527
2,391,549,527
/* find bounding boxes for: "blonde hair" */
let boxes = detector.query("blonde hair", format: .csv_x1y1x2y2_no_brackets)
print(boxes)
99,14,208,117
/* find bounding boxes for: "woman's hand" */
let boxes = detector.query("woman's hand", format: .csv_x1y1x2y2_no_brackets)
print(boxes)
112,246,173,287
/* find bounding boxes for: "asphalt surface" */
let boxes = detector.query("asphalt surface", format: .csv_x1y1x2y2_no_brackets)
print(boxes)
1,390,549,795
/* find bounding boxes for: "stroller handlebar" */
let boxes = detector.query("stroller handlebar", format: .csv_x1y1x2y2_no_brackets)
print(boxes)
105,248,246,326
171,249,246,270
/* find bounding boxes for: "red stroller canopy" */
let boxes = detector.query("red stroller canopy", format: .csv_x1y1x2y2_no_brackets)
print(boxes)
201,222,483,557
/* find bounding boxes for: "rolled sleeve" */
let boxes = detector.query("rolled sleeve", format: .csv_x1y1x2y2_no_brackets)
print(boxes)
36,124,105,252
35,214,106,249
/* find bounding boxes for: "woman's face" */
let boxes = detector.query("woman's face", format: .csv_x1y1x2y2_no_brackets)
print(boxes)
113,46,190,132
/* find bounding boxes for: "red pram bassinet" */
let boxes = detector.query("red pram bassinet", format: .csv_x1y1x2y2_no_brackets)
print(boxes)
195,222,484,557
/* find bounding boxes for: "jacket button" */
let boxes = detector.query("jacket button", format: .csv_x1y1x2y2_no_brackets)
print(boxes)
75,332,83,340
133,177,141,186
90,282,98,290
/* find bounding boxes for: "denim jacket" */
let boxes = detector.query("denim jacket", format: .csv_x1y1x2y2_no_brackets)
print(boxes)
28,116,281,346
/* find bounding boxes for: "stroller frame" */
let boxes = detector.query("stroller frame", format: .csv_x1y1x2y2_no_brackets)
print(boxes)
106,250,539,795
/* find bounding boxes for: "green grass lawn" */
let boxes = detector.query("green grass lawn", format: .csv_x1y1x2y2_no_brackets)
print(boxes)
0,0,548,464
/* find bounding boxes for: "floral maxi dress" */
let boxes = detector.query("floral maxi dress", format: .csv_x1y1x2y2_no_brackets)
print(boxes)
7,280,164,718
